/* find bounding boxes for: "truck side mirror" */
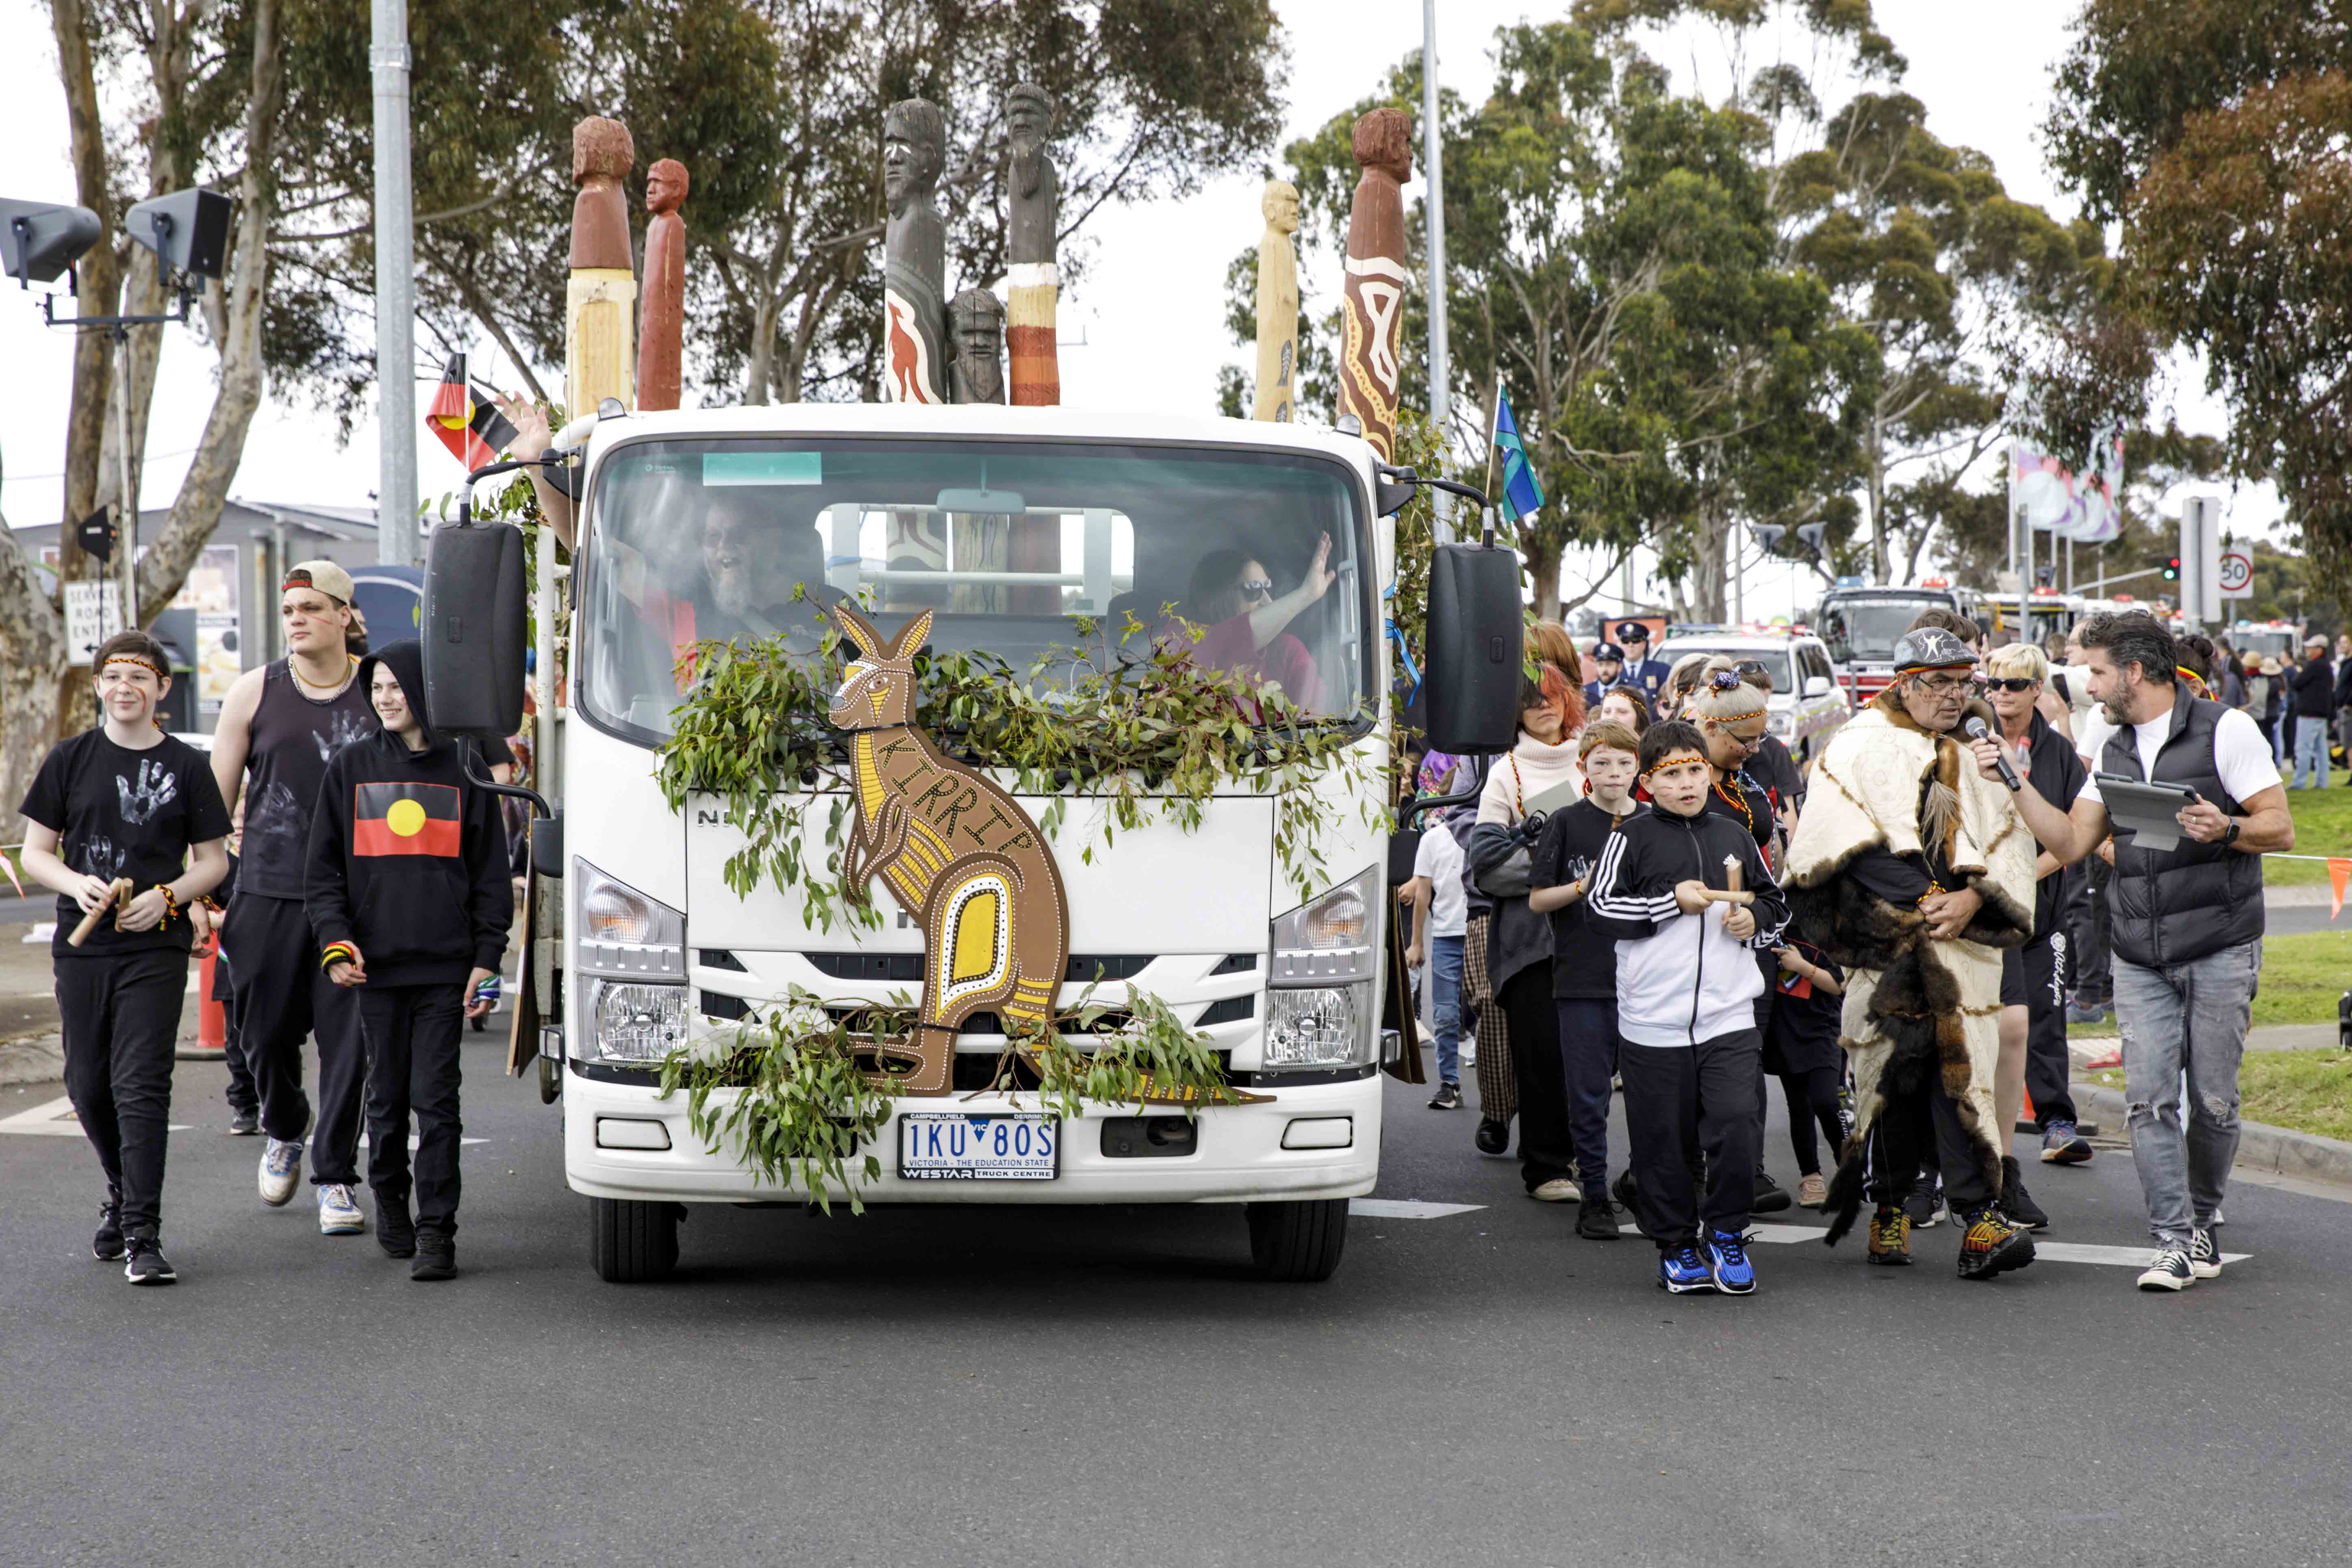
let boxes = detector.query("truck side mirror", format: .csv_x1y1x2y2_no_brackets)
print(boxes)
1803,673,1831,698
422,519,527,738
1423,541,1523,754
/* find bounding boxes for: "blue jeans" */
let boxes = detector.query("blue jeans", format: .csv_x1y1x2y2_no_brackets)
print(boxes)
1427,934,1465,1085
2291,715,2331,787
2113,938,2261,1247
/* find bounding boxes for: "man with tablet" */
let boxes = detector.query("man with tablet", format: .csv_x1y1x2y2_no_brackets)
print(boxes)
1966,611,2292,1294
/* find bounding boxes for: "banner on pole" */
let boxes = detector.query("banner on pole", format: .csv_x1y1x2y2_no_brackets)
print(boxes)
2010,427,2124,544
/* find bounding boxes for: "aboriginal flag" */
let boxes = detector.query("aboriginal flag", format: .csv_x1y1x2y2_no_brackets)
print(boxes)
425,353,517,471
353,781,462,858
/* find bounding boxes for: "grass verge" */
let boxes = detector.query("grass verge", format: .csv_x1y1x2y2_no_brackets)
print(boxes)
2089,1053,2352,1146
2265,787,2352,887
2066,930,2352,1033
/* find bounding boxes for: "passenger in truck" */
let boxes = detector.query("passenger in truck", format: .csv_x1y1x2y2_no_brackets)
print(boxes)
1160,535,1335,715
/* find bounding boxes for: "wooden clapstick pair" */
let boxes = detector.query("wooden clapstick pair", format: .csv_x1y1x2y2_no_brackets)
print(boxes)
67,878,137,948
1698,854,1755,907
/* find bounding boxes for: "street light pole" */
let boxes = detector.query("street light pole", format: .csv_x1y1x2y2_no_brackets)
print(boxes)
1422,0,1450,542
371,0,418,565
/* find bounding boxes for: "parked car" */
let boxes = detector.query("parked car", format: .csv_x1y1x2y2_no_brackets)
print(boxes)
1653,630,1850,767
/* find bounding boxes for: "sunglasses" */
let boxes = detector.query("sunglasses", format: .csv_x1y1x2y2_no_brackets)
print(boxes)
1985,677,2039,693
1236,579,1274,600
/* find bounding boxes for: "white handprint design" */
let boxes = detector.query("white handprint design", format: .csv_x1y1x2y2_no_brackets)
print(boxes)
78,835,128,882
116,759,179,825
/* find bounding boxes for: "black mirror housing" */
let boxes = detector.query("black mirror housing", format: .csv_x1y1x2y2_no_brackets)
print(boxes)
423,520,527,738
1422,541,1522,754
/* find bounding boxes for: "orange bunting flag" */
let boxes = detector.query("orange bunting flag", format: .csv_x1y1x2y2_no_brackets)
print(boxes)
2329,857,2350,921
425,353,517,471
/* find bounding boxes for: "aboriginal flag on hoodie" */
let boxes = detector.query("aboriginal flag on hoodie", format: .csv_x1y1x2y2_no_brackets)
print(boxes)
304,639,512,987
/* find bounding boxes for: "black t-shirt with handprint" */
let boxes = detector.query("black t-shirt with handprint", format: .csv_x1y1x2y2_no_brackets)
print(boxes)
20,729,230,957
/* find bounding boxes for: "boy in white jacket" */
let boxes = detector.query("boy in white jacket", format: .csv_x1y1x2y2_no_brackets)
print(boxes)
1587,720,1789,1295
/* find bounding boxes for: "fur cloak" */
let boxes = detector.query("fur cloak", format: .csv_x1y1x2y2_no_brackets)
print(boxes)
1782,690,2038,1242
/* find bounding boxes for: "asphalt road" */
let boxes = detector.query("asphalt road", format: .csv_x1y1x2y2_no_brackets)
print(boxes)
6,1042,2352,1567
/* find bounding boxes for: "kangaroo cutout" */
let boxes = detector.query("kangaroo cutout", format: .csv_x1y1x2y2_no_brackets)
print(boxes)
828,604,1070,1092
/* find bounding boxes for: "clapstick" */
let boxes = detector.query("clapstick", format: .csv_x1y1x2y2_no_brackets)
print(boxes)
1701,853,1755,906
67,877,134,947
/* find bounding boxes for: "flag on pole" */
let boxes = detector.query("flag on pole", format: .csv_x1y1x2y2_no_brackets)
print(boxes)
1492,388,1544,524
426,354,517,471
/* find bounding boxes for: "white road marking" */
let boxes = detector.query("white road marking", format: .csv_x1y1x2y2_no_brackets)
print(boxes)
1622,1220,2249,1266
1351,1198,1485,1219
358,1131,489,1150
22,923,56,944
0,1096,189,1136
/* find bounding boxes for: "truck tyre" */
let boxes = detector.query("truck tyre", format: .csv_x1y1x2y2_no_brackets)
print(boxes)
589,1197,680,1283
1245,1198,1348,1282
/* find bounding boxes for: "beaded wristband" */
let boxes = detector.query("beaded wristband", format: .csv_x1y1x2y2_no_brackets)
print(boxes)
320,941,357,972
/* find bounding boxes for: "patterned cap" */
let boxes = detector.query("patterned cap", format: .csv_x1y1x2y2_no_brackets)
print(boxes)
1889,627,1978,674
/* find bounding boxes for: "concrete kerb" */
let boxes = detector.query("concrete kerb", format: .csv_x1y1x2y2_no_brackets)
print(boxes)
0,1033,64,1087
2074,1081,2352,1191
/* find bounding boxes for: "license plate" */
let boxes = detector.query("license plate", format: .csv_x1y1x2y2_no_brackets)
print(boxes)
897,1113,1059,1181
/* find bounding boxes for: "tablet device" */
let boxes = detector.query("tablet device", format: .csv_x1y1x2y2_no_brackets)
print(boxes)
2095,772,2201,852
1523,777,1585,822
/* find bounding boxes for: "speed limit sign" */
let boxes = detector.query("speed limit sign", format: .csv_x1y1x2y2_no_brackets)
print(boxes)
2219,551,2253,597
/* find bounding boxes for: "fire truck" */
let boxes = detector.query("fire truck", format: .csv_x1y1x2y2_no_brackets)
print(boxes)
1814,578,1988,704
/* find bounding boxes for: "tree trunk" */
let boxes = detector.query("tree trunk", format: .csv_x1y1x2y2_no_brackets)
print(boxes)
1521,532,1563,621
0,445,67,815
1868,405,1887,585
1686,505,1730,621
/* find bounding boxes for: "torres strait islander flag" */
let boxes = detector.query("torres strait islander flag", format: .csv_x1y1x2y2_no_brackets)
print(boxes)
353,782,462,858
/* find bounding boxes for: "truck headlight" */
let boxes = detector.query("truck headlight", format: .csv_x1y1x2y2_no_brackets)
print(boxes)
589,979,690,1064
575,859,685,980
1767,709,1793,736
1270,864,1377,984
1264,986,1361,1068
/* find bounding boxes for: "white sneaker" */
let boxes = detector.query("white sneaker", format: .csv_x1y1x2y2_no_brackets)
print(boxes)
2136,1246,2196,1291
258,1139,303,1206
317,1184,365,1236
2188,1228,2224,1279
1530,1177,1582,1203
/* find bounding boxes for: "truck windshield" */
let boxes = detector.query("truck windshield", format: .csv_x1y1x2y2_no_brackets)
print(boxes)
1820,596,1947,663
576,437,1373,741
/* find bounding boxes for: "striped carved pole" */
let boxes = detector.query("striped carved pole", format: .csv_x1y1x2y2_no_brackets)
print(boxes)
1337,109,1412,461
1004,83,1060,406
567,117,638,418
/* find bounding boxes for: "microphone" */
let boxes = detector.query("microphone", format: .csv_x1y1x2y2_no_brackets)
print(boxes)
1963,716,2022,791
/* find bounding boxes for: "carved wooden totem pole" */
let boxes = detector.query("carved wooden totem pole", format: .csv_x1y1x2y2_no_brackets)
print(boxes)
949,287,1006,405
636,158,688,413
882,98,950,405
568,117,638,417
1252,179,1300,423
1003,83,1059,406
1337,108,1412,461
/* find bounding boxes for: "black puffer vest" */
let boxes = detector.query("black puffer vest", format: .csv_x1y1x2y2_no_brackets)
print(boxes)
2102,693,2264,968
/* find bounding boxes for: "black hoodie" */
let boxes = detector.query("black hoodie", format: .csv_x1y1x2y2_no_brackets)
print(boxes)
304,640,512,986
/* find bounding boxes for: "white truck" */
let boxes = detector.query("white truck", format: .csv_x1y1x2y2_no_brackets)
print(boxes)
420,403,1514,1285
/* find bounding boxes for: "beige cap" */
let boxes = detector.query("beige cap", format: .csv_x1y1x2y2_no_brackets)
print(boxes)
282,559,354,605
2306,634,2328,648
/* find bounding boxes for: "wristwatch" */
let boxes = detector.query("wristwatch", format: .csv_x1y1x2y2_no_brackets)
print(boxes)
2222,820,2241,847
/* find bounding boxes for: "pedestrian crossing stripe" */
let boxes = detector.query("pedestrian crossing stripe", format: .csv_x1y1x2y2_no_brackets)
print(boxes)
1350,1199,1485,1219
1637,1221,2250,1267
0,1096,484,1147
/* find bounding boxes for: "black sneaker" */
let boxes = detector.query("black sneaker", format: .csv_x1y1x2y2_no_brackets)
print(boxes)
2000,1156,2050,1231
1427,1082,1462,1111
2136,1245,2195,1291
1751,1171,1793,1215
92,1199,124,1262
123,1236,177,1286
227,1106,260,1137
1611,1168,1644,1233
411,1236,456,1282
378,1205,417,1260
1576,1194,1622,1240
1902,1176,1946,1230
1473,1117,1509,1155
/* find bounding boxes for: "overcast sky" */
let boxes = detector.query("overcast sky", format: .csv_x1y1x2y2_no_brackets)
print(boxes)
0,1,2276,617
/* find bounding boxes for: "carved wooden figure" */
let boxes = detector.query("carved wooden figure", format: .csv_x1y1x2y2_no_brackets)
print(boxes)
1338,108,1412,461
948,287,1006,404
1003,83,1060,406
829,604,1070,1094
636,157,688,412
568,117,638,417
883,98,949,406
1252,179,1300,423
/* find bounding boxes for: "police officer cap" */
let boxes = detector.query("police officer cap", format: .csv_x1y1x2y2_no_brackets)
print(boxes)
1615,621,1649,643
1889,627,1977,673
1592,641,1624,663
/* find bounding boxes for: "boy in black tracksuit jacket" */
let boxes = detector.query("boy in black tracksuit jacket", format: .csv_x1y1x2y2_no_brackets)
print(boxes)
1587,721,1789,1295
305,640,510,1280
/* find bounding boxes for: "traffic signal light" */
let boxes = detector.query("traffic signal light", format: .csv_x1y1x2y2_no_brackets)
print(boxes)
2162,556,2180,582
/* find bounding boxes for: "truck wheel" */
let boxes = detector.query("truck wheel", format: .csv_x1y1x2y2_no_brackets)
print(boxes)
1245,1198,1349,1282
589,1197,681,1283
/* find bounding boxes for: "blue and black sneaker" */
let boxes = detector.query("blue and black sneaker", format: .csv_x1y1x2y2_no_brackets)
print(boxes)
1657,1244,1716,1294
1706,1228,1757,1294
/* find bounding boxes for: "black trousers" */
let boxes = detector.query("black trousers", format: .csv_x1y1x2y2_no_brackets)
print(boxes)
2020,932,2077,1127
1553,997,1619,1190
211,937,256,1116
1778,1065,1843,1177
1866,1073,1994,1212
356,984,467,1237
2067,858,2112,1005
220,893,365,1183
1619,1029,1763,1248
56,949,184,1237
1500,966,1572,1190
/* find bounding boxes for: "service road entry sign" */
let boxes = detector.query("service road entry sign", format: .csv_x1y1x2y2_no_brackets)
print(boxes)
64,580,125,662
2219,551,2253,598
